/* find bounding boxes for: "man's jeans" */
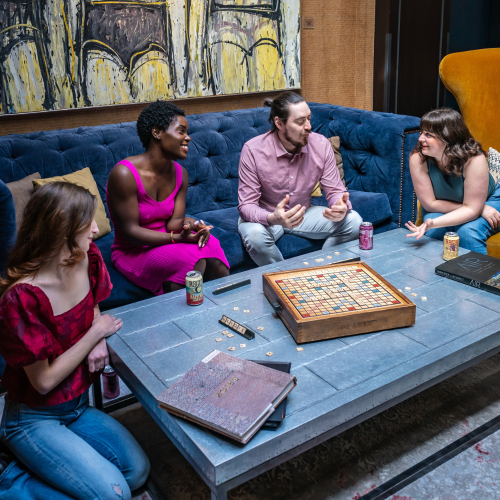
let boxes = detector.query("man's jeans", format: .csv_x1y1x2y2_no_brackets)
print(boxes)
238,206,363,266
0,391,150,500
423,184,500,254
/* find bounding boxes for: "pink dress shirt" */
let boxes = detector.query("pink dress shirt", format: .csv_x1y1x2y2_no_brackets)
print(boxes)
238,131,351,226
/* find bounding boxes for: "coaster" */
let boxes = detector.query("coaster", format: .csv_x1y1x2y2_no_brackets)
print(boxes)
334,252,340,255
303,262,309,265
240,344,246,348
422,296,427,301
266,352,273,357
215,338,222,342
227,333,234,338
405,287,411,290
411,293,417,297
222,330,229,335
257,326,264,331
296,347,304,352
398,289,403,292
233,307,239,311
327,256,332,259
315,258,324,262
228,347,235,351
244,310,249,313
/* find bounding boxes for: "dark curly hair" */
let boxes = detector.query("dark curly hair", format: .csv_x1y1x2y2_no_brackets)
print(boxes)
136,100,185,149
412,108,485,176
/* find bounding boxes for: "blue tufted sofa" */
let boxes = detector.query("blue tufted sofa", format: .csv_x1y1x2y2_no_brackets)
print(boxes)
0,103,420,311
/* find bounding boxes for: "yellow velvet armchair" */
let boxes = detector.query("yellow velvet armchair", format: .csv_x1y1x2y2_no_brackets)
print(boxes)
416,48,500,257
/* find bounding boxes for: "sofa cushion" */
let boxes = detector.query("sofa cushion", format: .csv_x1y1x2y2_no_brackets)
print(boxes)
95,232,154,311
0,180,16,277
311,189,393,226
6,172,41,231
33,167,111,240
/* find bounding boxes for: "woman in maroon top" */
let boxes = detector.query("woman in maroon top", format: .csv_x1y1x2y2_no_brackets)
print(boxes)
0,183,150,500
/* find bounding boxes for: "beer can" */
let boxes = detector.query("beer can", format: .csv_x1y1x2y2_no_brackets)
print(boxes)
359,222,374,250
102,365,120,399
443,232,459,260
186,271,203,305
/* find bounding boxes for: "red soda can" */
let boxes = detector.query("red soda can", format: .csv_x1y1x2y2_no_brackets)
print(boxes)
102,365,120,399
186,271,203,305
359,222,374,250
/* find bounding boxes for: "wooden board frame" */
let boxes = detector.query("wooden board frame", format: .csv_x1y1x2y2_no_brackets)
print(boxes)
262,262,416,344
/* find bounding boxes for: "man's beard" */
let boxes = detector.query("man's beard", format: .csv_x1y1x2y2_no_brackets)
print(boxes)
284,128,307,149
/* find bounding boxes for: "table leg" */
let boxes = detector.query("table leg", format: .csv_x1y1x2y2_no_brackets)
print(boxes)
211,487,228,500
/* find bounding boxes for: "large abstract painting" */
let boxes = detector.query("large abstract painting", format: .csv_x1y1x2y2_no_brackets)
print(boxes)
0,0,300,114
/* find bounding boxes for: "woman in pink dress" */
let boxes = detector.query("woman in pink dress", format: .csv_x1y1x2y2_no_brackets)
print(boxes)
106,101,230,294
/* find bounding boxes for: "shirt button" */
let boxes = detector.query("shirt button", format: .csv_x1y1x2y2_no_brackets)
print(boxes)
290,176,293,179
291,192,294,195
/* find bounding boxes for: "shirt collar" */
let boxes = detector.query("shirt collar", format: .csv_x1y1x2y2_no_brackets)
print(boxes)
272,131,309,157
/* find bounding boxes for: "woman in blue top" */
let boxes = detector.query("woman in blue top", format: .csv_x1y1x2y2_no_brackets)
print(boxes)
405,108,500,253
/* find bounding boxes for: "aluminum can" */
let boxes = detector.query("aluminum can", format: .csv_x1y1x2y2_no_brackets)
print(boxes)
443,232,459,260
359,222,374,250
186,271,203,305
102,365,120,399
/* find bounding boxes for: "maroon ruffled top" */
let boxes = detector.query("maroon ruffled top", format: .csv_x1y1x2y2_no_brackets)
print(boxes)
0,243,112,407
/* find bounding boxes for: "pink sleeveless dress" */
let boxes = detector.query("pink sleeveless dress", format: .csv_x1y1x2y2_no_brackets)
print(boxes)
107,160,229,295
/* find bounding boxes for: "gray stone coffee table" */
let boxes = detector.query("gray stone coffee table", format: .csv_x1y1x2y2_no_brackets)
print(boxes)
106,228,500,500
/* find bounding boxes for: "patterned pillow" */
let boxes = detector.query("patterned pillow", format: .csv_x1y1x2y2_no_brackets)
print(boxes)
311,136,346,197
488,148,500,185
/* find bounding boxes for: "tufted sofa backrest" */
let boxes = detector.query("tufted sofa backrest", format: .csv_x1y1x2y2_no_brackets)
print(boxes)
0,103,420,225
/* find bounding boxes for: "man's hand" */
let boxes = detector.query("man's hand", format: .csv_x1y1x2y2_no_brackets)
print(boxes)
482,205,500,229
86,338,109,373
323,192,349,222
267,195,306,229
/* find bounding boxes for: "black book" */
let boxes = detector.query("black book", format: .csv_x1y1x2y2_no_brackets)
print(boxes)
248,360,291,430
435,252,500,295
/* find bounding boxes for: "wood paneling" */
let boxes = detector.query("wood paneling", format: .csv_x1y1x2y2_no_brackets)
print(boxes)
0,0,375,136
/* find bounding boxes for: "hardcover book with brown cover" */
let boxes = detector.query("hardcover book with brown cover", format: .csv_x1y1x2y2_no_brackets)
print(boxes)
157,351,297,444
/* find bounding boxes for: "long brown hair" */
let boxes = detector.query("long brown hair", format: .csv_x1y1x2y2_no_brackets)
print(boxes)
412,108,485,176
0,182,97,296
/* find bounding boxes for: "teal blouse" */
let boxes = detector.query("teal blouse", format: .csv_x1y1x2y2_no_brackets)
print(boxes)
427,160,496,203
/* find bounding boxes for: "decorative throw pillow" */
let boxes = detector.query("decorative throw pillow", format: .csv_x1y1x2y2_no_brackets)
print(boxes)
311,136,347,197
6,172,41,232
32,168,111,240
488,147,500,185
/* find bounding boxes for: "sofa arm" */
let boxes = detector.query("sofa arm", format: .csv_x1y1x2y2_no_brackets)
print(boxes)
309,103,421,228
0,180,16,277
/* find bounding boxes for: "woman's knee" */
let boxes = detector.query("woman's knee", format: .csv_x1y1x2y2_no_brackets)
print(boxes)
126,452,150,492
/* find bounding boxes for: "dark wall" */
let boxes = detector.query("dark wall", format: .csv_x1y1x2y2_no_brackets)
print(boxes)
445,0,500,109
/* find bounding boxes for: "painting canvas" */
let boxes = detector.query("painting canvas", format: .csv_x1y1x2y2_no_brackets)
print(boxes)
0,0,301,114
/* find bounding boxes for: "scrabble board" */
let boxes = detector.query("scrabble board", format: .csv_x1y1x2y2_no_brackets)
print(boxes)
262,262,416,343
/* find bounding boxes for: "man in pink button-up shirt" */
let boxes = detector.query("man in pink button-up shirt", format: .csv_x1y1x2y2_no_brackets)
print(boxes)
238,92,362,266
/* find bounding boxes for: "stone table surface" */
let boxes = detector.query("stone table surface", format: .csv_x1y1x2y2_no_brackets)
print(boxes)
106,228,500,498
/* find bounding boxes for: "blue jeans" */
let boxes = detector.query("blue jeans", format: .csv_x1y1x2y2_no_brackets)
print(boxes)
423,184,500,254
0,391,150,500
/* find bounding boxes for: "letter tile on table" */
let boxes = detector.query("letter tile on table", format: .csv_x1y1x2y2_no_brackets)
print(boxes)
382,271,427,292
400,300,500,349
120,322,191,358
306,330,429,391
276,249,360,271
173,294,275,339
244,313,291,342
412,279,478,313
143,329,269,383
238,335,346,368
